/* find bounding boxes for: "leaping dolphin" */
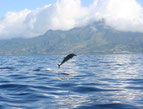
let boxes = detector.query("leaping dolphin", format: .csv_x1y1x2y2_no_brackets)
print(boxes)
58,53,77,68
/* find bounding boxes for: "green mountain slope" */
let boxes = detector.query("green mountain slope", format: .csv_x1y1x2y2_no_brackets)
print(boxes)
0,22,143,55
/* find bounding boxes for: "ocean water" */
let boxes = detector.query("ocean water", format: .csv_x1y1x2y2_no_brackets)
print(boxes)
0,54,143,109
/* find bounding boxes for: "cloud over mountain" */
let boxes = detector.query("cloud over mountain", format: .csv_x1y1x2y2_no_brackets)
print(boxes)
93,0,143,32
0,0,143,39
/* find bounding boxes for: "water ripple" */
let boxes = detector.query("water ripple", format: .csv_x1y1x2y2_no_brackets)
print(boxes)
0,54,142,109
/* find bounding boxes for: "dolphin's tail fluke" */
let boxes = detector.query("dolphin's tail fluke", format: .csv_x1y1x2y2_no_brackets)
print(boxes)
58,64,60,69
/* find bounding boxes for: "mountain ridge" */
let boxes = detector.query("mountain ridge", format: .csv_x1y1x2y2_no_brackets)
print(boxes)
0,22,143,55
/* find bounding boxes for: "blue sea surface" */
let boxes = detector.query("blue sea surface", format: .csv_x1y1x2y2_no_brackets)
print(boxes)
0,54,143,109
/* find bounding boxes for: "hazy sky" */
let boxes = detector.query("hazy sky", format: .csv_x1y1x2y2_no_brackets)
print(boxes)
0,0,143,39
0,0,142,17
0,0,94,18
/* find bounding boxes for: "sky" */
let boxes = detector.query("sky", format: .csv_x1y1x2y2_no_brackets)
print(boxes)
0,0,94,18
0,0,143,39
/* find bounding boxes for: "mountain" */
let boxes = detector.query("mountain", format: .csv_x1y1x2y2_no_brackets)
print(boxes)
0,21,143,55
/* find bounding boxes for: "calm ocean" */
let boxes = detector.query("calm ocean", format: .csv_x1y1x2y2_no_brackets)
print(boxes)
0,54,142,109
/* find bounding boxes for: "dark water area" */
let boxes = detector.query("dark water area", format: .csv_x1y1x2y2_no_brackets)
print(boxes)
0,54,143,109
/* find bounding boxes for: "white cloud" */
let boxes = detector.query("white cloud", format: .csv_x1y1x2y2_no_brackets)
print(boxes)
0,9,31,39
0,0,89,39
92,0,143,32
0,0,143,39
25,0,89,34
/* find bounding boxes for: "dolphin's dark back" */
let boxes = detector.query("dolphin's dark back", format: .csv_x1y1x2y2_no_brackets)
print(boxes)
58,53,76,68
66,54,76,59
